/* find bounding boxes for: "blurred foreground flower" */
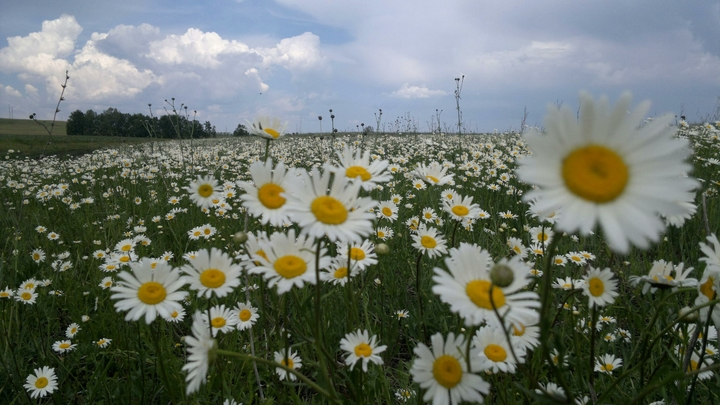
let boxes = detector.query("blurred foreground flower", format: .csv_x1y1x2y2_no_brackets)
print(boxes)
517,92,697,253
246,116,287,140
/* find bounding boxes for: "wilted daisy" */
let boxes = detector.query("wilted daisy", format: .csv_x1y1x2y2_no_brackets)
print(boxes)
238,159,294,227
339,329,387,372
231,301,259,331
182,248,242,298
274,349,302,381
330,145,391,191
24,366,58,398
203,304,239,337
582,267,619,307
183,311,217,394
411,224,448,259
517,91,697,253
410,332,489,405
595,354,622,374
111,259,188,324
285,167,376,243
247,229,330,294
432,243,540,328
246,116,287,140
186,175,223,209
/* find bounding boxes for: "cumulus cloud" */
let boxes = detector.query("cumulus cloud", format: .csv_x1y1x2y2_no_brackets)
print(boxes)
390,83,447,99
146,28,254,67
258,32,323,71
2,84,22,98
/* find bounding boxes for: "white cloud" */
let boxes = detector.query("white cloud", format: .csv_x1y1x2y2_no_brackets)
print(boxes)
390,83,447,99
24,83,38,96
258,32,323,71
2,84,22,98
146,28,253,67
245,68,269,92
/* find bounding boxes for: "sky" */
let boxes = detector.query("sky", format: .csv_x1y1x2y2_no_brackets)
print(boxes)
1,0,719,134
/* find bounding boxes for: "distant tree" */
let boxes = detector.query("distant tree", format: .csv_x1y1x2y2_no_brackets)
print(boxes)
233,123,250,137
66,110,85,135
83,110,99,135
203,121,217,138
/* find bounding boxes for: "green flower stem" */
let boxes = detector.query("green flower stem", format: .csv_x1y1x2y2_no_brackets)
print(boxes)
414,252,426,342
214,349,341,404
313,239,338,400
587,304,598,400
263,138,271,162
149,322,179,405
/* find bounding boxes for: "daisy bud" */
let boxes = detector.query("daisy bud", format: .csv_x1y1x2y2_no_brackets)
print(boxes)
233,231,248,244
678,306,698,323
490,263,514,288
375,243,390,255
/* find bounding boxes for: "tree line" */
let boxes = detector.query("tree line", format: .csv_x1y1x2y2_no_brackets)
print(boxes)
66,108,251,138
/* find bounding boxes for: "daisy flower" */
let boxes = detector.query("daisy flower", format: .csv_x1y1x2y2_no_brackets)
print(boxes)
336,240,378,270
582,267,619,307
111,258,188,324
432,243,540,328
31,249,45,263
517,91,697,254
595,354,622,374
413,161,454,186
95,338,112,348
411,224,448,259
528,226,553,246
246,116,288,140
247,229,330,294
181,248,242,298
511,316,541,351
629,259,697,294
442,194,480,222
164,307,187,323
52,340,77,354
330,145,391,191
506,237,527,259
410,332,490,405
473,325,525,373
231,301,259,331
203,304,239,337
0,287,13,298
66,323,81,338
99,277,114,289
114,238,136,254
376,226,394,240
376,200,399,222
339,329,387,372
237,159,294,227
24,366,58,398
182,311,217,394
14,288,37,305
285,167,376,244
536,382,566,401
320,258,360,286
274,349,302,381
186,175,223,209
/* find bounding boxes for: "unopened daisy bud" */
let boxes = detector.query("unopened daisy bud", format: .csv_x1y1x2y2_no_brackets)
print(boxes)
233,231,248,244
678,306,698,323
375,243,390,255
81,315,90,322
490,263,515,288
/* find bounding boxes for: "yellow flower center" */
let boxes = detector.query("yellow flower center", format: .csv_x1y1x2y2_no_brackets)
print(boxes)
562,145,628,203
274,255,307,279
200,268,226,288
264,128,280,139
420,236,437,249
690,359,698,371
588,277,605,297
354,342,373,357
512,324,526,336
452,205,469,217
311,196,348,225
121,244,132,252
377,231,385,238
137,281,167,305
281,358,294,368
466,280,506,309
258,183,286,209
484,344,507,362
346,166,372,181
171,311,179,318
35,377,49,389
537,232,548,242
700,276,716,300
211,317,226,328
382,207,393,217
60,342,70,349
334,267,348,279
601,363,614,372
33,253,40,260
432,355,463,388
198,184,214,198
119,255,130,263
21,292,32,300
426,175,440,183
239,309,252,322
350,247,366,261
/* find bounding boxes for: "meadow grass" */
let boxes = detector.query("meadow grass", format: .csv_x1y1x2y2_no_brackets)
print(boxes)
1,123,719,404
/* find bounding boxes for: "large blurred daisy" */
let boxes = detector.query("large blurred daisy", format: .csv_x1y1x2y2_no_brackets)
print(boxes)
246,116,287,140
516,92,697,253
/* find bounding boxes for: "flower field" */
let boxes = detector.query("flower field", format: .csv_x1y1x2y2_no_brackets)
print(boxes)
2,94,720,404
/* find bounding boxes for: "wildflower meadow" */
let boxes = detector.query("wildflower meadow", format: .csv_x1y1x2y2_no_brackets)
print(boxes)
2,93,720,404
